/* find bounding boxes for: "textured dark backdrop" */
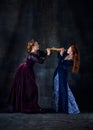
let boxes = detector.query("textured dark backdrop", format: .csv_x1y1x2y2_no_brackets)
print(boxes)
0,0,93,112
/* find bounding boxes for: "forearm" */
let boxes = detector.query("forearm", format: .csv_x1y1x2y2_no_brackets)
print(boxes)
50,47,62,51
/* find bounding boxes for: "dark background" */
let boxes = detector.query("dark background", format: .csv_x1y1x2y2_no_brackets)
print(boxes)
0,0,93,112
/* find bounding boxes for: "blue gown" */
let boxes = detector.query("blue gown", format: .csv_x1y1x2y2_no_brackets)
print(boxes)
53,51,80,114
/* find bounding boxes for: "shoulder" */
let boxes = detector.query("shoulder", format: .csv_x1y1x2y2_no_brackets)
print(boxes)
27,52,38,59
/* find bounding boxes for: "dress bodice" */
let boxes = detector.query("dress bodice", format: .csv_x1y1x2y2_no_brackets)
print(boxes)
57,51,73,69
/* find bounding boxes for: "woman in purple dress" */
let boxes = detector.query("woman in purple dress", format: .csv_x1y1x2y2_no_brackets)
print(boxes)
8,39,51,113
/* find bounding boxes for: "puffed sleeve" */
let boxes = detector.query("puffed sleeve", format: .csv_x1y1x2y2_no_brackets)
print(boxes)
58,51,68,66
37,50,48,63
58,51,68,60
28,51,47,64
27,54,39,62
38,50,47,57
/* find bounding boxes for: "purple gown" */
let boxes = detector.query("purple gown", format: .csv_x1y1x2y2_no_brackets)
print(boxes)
8,50,47,113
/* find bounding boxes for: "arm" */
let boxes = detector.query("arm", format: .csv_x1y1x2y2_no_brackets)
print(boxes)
37,50,50,63
27,52,47,64
50,47,62,51
58,50,68,61
50,47,66,58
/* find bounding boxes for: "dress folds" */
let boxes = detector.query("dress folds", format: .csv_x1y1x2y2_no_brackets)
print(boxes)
53,52,80,114
8,50,47,113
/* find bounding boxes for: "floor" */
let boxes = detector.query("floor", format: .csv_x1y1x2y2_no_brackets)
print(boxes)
0,113,93,130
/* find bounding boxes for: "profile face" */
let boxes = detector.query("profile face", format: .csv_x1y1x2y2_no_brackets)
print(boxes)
33,41,39,51
67,46,72,55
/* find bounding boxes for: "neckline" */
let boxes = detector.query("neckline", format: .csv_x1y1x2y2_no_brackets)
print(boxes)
29,52,38,55
64,59,73,62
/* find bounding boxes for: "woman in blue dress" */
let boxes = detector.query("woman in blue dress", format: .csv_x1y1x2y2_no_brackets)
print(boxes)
51,44,80,114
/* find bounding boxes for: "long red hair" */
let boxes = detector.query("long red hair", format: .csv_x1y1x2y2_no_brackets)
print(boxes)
71,44,80,73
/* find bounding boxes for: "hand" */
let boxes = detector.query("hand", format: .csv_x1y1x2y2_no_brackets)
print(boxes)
46,48,51,56
60,48,66,56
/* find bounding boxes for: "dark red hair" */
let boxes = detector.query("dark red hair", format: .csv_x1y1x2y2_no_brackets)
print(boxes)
71,44,80,73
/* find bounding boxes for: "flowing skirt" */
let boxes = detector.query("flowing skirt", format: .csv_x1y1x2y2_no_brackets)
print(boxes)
53,73,80,114
8,63,39,113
